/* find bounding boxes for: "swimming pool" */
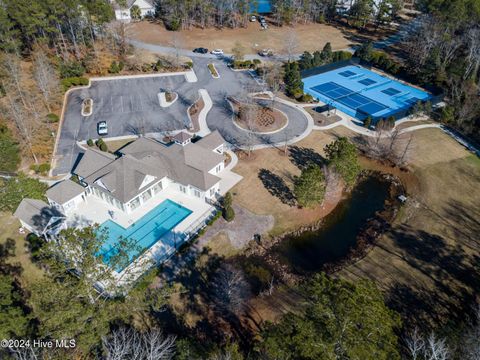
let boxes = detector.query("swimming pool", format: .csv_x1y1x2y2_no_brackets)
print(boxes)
251,0,271,13
303,65,431,122
98,199,192,271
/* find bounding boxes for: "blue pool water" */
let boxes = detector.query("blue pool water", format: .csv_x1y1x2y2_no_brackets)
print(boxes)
303,65,431,122
251,0,272,13
98,200,192,271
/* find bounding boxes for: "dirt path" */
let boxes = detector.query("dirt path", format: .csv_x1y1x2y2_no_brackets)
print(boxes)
129,21,354,54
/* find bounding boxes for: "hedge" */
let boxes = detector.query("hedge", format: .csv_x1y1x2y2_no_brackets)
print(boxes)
61,77,89,91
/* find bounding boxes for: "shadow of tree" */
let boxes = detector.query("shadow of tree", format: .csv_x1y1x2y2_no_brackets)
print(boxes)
288,146,325,170
380,221,480,329
155,246,256,350
258,169,296,206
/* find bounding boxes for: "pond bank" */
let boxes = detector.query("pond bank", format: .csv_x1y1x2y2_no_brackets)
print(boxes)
240,172,404,284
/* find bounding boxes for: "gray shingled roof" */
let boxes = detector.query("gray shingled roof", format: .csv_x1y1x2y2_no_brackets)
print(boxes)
46,179,86,205
76,135,224,204
14,198,63,235
84,154,163,203
196,130,225,150
121,137,223,190
73,148,115,179
173,131,192,143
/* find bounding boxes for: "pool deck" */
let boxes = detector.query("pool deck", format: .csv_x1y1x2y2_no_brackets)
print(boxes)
67,188,212,232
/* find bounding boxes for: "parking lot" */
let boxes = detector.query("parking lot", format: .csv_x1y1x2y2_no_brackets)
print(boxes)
53,74,198,175
52,57,310,176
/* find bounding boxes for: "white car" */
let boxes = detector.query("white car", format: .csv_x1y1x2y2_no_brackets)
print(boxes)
211,49,224,55
250,15,257,22
97,121,108,136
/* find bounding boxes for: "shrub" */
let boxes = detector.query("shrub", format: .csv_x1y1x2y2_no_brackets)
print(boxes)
253,58,261,65
292,89,304,100
223,205,235,222
87,139,94,147
185,61,193,69
223,192,233,208
300,94,314,103
30,163,50,175
99,142,108,152
60,61,85,78
38,163,50,174
166,17,181,31
96,138,104,147
46,113,59,123
364,116,372,128
61,77,89,91
108,61,121,74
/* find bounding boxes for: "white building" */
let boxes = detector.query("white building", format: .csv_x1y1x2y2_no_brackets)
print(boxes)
112,0,155,21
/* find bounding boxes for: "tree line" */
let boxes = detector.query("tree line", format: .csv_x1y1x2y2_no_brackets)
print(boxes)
403,0,480,140
154,0,402,30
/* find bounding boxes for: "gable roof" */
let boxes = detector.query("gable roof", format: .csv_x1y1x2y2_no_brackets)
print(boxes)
196,130,225,150
46,179,85,205
73,148,116,179
14,198,63,235
84,154,161,203
121,137,223,190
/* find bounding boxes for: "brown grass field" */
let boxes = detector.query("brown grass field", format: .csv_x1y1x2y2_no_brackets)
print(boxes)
129,21,354,54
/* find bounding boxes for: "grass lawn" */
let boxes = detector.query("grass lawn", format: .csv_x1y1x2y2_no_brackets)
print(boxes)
232,130,343,237
230,126,480,329
335,128,480,328
0,212,43,287
104,138,136,153
203,232,242,258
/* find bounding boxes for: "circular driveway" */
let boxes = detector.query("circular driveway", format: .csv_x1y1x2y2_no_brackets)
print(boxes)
206,96,309,148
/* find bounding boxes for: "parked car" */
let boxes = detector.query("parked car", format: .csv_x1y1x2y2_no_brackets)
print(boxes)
261,22,268,29
97,121,108,136
211,49,224,55
259,16,265,23
193,47,208,54
250,15,257,22
259,49,274,57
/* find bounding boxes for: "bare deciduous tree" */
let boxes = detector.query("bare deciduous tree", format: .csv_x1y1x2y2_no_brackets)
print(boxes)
212,264,250,313
282,30,299,62
102,327,176,360
33,48,58,112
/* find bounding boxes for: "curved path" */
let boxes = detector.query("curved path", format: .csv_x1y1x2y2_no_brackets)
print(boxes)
190,58,310,149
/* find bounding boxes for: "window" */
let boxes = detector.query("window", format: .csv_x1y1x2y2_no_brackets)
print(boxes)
216,165,222,173
179,185,186,193
141,189,152,203
210,188,216,197
194,189,201,198
152,182,162,194
130,197,140,210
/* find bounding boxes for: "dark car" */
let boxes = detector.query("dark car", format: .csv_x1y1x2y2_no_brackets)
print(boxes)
193,47,208,54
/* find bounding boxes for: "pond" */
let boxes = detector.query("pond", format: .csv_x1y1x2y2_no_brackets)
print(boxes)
273,175,391,273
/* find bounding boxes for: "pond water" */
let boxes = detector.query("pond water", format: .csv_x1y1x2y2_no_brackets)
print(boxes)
273,176,391,273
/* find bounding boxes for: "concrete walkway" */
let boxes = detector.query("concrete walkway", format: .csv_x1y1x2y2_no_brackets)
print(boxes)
196,89,213,136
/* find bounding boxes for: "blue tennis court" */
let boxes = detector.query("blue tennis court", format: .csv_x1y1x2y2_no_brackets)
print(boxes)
303,65,431,121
